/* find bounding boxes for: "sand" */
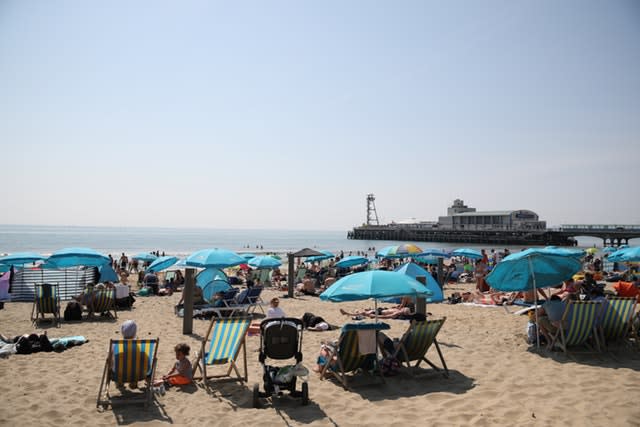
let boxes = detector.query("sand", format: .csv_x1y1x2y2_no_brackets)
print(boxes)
1,279,639,427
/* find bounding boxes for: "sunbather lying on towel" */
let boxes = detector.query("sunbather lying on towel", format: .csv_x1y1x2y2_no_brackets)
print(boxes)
460,290,518,305
339,306,412,319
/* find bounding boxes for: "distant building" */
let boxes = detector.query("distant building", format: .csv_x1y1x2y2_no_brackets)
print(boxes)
437,199,546,231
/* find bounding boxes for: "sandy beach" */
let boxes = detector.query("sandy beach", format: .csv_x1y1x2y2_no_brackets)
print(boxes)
1,278,639,427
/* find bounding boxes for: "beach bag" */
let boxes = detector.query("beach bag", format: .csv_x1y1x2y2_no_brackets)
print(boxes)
64,301,82,321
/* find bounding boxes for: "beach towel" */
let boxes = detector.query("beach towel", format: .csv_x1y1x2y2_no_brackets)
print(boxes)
356,330,376,355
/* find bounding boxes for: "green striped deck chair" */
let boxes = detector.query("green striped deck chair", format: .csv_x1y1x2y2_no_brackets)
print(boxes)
393,318,449,377
31,283,61,327
97,338,159,408
89,289,117,320
549,301,601,355
319,322,390,389
600,297,637,347
195,317,251,383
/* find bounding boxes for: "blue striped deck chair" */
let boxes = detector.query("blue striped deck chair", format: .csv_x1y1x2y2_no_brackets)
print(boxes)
392,317,449,377
244,287,265,314
31,283,61,327
319,322,390,389
549,301,601,355
195,317,251,384
89,289,117,320
97,338,159,408
600,297,637,347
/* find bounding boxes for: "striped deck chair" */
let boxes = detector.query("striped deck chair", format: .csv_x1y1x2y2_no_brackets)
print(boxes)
96,338,159,408
549,301,602,355
194,317,251,384
392,318,449,377
319,322,390,389
600,297,637,347
31,283,61,327
245,286,265,314
89,289,117,320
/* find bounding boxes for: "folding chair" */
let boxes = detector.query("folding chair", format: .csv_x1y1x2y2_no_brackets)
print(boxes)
599,297,637,348
89,289,118,320
319,322,390,389
391,318,449,377
549,300,601,355
96,338,159,408
31,283,61,327
194,317,251,384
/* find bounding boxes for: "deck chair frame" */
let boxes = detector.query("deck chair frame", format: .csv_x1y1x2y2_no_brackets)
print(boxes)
96,338,159,409
392,317,449,378
88,288,118,320
319,322,390,389
549,300,602,355
599,297,638,348
194,317,251,384
31,283,61,327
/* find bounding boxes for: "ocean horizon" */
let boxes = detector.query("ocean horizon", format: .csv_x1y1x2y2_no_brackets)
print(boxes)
1,224,633,257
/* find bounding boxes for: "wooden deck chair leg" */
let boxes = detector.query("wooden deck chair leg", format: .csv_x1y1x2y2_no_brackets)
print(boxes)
242,338,248,382
97,355,111,408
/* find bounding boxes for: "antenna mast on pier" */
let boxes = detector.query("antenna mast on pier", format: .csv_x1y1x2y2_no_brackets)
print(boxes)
366,194,379,226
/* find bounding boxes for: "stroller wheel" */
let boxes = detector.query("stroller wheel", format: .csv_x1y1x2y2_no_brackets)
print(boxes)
301,382,309,406
252,383,260,408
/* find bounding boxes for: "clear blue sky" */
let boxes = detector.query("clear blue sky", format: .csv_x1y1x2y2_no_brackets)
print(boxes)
1,1,638,230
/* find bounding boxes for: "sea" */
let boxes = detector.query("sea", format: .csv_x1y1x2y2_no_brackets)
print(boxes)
1,224,629,258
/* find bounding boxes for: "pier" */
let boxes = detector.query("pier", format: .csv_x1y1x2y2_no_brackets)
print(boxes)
348,196,640,246
347,224,640,246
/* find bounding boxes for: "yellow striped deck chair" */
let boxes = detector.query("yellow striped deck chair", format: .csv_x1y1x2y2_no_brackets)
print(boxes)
89,289,117,320
393,317,449,377
600,297,637,347
319,322,390,389
97,338,159,408
195,317,251,383
31,283,61,327
549,301,601,355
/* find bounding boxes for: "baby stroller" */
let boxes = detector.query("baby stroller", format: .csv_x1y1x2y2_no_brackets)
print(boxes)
253,317,309,408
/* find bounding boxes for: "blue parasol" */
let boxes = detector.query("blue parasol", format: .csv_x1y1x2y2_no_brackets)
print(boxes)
335,256,369,268
47,247,110,268
186,248,245,269
146,256,179,273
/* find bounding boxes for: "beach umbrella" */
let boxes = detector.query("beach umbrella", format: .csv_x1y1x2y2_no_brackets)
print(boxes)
146,256,179,273
320,270,432,321
248,255,282,269
585,248,598,255
305,250,335,263
602,247,617,254
451,248,482,259
618,244,629,250
47,247,110,268
132,252,158,262
240,253,257,260
0,252,46,266
376,244,423,259
335,256,369,268
185,248,245,269
394,262,444,303
417,248,450,258
486,248,583,348
320,270,433,302
607,246,640,263
414,256,441,265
